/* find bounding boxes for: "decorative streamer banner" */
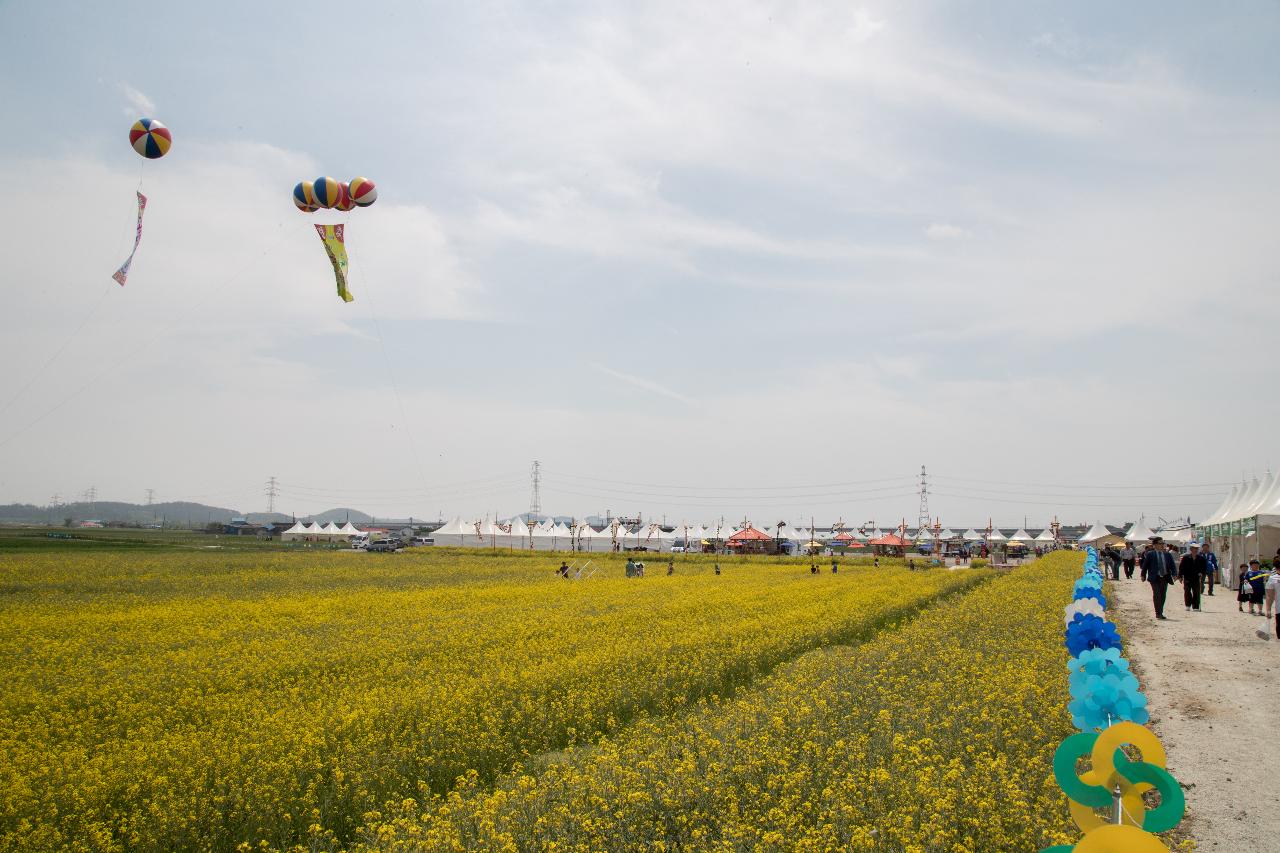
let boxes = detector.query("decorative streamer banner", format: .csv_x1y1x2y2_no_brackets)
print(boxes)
315,223,353,302
112,192,148,286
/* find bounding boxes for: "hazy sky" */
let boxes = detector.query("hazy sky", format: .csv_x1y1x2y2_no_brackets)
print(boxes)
1,1,1276,527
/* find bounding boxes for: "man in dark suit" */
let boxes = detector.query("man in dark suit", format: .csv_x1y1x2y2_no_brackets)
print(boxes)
1140,536,1177,620
1178,542,1208,612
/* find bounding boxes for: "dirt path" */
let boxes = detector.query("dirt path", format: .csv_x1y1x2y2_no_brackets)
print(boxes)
1109,576,1280,850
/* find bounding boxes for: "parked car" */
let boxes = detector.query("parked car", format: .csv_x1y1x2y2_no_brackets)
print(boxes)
408,537,434,547
670,545,686,553
350,535,370,550
366,539,399,553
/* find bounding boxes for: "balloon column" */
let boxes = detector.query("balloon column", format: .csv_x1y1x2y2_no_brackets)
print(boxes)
113,118,173,286
1040,547,1185,852
292,176,378,303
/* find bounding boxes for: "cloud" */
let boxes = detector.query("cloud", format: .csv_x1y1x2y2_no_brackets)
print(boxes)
589,363,692,404
925,223,969,240
119,83,156,118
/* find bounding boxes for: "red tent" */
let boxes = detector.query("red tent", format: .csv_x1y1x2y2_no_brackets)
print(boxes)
867,533,907,547
727,526,772,543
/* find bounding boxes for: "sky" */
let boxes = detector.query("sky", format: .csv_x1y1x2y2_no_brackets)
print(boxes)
0,1,1277,527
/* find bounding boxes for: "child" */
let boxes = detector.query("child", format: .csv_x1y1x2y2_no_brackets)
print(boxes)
1237,564,1252,612
1242,561,1266,615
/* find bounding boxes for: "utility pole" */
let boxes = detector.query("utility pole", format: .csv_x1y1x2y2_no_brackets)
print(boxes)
916,465,931,536
265,476,279,514
145,489,155,506
529,460,542,519
85,486,96,513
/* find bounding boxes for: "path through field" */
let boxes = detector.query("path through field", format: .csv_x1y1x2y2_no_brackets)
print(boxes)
1109,576,1280,851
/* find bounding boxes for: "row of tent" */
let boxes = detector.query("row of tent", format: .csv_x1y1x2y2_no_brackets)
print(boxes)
1077,518,1195,545
428,517,1066,552
280,520,365,540
1199,472,1280,532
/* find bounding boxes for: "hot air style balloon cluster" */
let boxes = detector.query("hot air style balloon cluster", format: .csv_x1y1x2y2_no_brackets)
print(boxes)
292,176,377,213
293,177,378,303
1039,547,1186,853
113,119,173,286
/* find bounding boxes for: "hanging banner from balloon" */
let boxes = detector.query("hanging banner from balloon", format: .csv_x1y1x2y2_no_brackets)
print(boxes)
315,223,353,303
111,192,149,286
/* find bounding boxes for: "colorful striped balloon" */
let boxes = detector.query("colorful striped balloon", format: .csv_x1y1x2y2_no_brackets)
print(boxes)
293,181,318,212
129,118,172,159
348,176,377,207
334,182,356,212
312,176,342,209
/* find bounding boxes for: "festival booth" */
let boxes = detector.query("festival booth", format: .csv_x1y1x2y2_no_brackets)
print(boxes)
430,517,474,547
1122,518,1157,544
575,524,614,553
868,533,907,556
1034,529,1057,550
505,517,530,550
1199,473,1280,569
1077,522,1121,548
280,520,310,542
531,523,558,551
725,526,776,555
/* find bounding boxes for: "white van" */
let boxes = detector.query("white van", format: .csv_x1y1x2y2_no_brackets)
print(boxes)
350,534,370,550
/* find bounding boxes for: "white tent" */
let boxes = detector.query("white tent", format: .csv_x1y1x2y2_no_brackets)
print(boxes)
987,529,1008,543
321,522,343,536
1157,527,1194,545
506,517,530,550
1034,529,1056,544
937,528,957,541
430,517,473,547
962,529,983,542
530,523,557,551
1009,529,1034,544
1078,522,1112,544
1241,473,1276,518
339,522,362,536
1201,484,1240,527
576,524,614,553
1124,518,1157,543
281,520,309,542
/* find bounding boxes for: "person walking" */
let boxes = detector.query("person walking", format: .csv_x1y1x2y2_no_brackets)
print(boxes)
1140,536,1177,620
1178,542,1207,612
1121,543,1137,579
1241,560,1267,615
1201,543,1219,596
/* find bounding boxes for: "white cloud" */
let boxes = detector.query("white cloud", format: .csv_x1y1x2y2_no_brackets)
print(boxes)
925,223,969,240
119,83,156,118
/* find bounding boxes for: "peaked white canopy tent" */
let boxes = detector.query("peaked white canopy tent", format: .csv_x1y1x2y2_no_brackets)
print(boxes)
1123,518,1157,543
1078,522,1113,544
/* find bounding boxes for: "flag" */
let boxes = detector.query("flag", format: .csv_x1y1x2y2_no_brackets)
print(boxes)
315,223,353,302
112,192,148,286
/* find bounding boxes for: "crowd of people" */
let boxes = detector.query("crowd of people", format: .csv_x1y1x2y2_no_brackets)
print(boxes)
1120,536,1280,638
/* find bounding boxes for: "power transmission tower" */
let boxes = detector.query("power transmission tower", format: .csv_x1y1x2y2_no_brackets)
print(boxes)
529,461,542,518
916,465,931,534
265,477,279,514
145,489,155,506
85,486,97,508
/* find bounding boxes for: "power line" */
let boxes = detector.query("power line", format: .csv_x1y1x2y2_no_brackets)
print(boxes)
931,474,1235,491
542,470,916,492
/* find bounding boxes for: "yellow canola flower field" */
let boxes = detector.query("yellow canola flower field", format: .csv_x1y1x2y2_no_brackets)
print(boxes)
355,551,1082,853
0,549,983,853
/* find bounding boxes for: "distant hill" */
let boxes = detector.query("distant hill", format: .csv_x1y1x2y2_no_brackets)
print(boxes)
0,501,441,528
0,501,242,526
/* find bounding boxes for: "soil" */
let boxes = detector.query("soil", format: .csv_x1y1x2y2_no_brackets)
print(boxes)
1108,575,1280,851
